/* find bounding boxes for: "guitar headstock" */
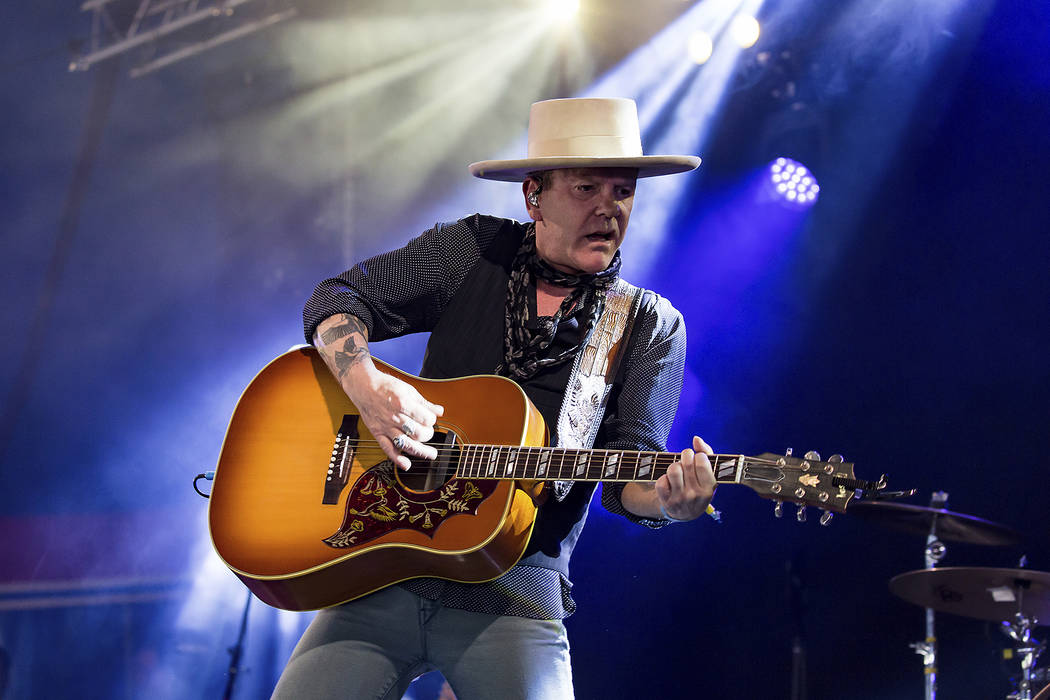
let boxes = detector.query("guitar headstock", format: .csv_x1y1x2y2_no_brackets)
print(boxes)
736,450,878,524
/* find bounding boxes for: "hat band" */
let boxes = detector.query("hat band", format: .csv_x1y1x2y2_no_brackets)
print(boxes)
527,135,643,159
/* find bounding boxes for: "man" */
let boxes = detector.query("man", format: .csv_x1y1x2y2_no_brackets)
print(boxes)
273,97,716,699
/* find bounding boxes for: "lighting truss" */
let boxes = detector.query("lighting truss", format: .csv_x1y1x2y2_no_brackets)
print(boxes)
70,0,298,77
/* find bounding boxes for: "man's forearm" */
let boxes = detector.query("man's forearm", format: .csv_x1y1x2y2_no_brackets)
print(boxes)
619,482,664,519
314,314,376,389
313,313,444,469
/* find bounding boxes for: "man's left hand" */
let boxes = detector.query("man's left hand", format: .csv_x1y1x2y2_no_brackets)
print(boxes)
654,435,717,521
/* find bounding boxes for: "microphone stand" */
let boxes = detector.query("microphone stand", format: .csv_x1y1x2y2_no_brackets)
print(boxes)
223,590,253,700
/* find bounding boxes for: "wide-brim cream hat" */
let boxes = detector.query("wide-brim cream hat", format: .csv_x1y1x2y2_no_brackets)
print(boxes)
469,97,701,182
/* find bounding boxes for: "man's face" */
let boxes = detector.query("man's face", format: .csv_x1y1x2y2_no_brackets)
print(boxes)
528,167,637,275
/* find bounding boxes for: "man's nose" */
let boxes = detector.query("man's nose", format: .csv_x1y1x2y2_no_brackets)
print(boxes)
594,188,623,217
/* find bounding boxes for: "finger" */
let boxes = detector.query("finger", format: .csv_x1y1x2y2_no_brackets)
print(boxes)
678,447,714,499
655,473,672,502
394,433,438,462
377,434,412,471
406,395,443,421
693,435,713,456
400,415,435,444
681,443,716,498
665,459,687,493
398,416,423,441
403,405,438,429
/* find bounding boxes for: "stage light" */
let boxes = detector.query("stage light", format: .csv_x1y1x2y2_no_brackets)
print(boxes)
688,30,714,65
768,157,819,207
729,14,760,49
544,0,579,24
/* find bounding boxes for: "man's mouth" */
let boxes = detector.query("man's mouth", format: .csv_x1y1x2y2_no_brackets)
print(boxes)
585,232,614,242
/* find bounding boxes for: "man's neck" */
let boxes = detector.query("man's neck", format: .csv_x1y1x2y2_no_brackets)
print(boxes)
536,278,573,317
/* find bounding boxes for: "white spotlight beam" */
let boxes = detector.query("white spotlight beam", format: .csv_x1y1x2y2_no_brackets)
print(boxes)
128,8,298,79
580,0,767,276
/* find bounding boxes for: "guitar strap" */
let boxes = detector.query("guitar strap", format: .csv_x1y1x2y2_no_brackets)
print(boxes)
550,278,645,501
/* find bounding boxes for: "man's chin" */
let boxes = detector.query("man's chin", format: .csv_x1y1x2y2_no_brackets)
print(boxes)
572,255,615,275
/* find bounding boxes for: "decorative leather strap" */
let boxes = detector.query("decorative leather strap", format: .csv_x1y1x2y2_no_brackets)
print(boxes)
550,278,644,501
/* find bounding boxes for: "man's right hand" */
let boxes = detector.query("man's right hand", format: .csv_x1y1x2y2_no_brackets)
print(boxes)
314,314,444,470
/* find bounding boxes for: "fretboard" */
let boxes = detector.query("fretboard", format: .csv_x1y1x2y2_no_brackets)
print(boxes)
453,444,746,484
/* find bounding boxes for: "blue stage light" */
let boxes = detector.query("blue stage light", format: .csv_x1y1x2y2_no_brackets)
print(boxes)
768,157,819,207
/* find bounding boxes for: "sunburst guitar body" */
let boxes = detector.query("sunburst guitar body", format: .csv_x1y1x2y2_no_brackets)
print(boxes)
209,347,546,611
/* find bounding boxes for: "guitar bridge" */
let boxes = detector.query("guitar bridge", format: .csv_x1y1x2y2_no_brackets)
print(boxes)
323,415,360,504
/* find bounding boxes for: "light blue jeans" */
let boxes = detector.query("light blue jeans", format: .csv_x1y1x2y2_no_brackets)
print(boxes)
271,586,574,699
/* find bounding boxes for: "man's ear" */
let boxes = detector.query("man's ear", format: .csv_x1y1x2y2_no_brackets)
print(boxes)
523,180,542,221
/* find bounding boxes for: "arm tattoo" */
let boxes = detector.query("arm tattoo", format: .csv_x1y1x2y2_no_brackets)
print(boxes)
319,316,370,377
320,317,366,345
333,341,369,375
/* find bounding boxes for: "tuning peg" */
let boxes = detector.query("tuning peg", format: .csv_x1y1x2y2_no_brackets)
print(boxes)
820,510,833,526
804,450,820,461
828,454,844,464
784,447,793,457
796,505,807,522
774,501,783,518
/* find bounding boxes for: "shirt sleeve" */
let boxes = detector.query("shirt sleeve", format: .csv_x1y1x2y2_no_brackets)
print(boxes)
302,214,503,343
598,290,687,528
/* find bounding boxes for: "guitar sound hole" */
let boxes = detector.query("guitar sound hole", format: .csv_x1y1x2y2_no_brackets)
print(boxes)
399,429,460,493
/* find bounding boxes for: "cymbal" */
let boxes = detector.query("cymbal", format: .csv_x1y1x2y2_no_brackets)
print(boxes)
848,501,1021,546
890,567,1050,623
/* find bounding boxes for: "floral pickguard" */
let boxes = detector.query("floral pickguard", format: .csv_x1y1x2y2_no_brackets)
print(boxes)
323,463,498,548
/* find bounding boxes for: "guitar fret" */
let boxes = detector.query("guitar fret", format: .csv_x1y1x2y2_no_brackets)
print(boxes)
487,446,499,477
536,449,550,478
469,445,478,478
715,456,740,482
504,448,516,477
602,451,618,478
576,451,589,477
637,453,653,478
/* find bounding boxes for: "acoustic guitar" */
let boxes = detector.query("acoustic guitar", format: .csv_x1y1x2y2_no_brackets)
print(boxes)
209,346,883,611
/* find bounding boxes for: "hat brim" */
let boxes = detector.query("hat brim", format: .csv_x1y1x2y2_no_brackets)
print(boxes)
468,155,701,182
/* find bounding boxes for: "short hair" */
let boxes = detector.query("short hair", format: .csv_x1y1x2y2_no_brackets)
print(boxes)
526,170,554,194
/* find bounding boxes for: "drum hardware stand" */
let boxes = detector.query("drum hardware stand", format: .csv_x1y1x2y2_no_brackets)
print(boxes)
910,491,949,700
787,552,808,700
1002,566,1045,700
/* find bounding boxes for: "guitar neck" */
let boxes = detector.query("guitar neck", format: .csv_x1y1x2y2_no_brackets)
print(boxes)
453,444,747,485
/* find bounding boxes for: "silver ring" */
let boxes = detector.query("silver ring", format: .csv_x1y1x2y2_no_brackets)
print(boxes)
392,434,407,451
401,421,414,438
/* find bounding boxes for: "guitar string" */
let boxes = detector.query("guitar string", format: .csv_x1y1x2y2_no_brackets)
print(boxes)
341,439,794,465
339,440,751,465
333,440,818,476
339,445,692,479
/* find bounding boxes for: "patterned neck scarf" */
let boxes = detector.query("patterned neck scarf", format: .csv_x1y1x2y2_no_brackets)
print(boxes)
497,225,621,382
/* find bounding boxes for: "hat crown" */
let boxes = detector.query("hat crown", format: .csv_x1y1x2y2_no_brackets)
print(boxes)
527,98,644,160
467,96,700,181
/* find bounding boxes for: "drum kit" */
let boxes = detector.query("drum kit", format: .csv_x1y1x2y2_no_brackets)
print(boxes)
849,493,1048,700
